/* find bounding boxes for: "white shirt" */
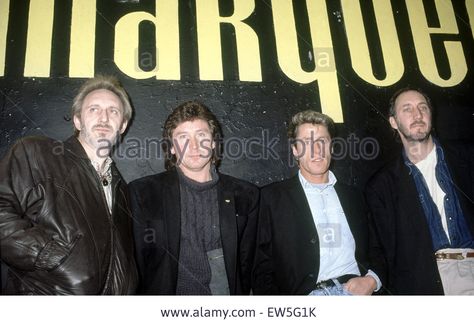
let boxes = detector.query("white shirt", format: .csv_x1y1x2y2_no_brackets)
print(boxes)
298,171,361,281
299,171,382,291
91,157,113,214
415,146,450,241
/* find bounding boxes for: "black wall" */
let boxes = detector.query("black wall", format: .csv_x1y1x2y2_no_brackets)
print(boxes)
1,0,473,187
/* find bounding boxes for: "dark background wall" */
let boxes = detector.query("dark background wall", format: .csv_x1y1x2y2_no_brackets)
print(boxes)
1,0,473,187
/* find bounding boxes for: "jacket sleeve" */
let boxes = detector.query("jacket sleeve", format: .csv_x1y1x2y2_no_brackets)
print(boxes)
0,139,70,272
365,180,392,293
128,181,147,291
252,189,279,295
238,186,259,295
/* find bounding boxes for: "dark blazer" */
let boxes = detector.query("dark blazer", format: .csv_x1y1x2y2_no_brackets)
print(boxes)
366,142,474,295
252,174,371,295
129,169,259,295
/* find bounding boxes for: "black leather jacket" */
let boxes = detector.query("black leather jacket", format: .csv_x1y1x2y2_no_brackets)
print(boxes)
0,136,138,294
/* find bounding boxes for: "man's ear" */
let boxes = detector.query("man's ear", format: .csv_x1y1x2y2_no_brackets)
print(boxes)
73,115,82,132
119,120,128,134
389,116,398,130
291,144,299,158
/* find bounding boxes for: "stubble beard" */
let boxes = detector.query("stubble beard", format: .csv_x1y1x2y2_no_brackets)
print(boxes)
80,125,118,159
397,120,432,143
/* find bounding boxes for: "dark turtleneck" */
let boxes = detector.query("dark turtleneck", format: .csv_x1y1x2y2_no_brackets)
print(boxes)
175,166,223,295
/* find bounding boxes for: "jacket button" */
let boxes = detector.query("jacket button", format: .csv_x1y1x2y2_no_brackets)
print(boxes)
309,273,314,278
310,237,317,244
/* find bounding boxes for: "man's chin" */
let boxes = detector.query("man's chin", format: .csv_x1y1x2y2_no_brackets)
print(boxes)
181,158,211,168
94,138,117,150
400,128,431,142
406,133,430,143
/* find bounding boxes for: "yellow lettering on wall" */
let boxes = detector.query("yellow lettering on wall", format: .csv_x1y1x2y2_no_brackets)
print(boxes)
0,0,9,77
466,0,474,39
114,0,179,79
272,0,343,122
195,0,261,81
69,0,96,77
24,0,54,77
342,0,403,86
406,0,467,86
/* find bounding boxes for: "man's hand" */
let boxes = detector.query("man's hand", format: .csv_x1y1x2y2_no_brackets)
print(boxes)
344,276,376,295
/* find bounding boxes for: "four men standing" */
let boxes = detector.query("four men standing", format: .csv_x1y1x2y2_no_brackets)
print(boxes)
0,80,472,295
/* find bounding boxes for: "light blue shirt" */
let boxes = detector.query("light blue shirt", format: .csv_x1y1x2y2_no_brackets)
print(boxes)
299,170,381,291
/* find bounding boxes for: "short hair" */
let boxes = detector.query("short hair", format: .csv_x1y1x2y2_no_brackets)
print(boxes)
288,110,336,141
71,75,133,135
162,101,222,170
389,87,433,117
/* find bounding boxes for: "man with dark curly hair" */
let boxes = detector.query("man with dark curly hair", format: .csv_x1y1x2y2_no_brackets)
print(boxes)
129,101,259,295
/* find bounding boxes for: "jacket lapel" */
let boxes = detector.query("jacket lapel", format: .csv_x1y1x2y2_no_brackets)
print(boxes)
395,158,432,237
162,171,181,280
289,175,318,233
218,181,238,294
334,183,361,236
287,175,321,282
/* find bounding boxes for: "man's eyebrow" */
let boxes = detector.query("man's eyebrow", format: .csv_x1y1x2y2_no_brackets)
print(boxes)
301,136,328,140
85,104,120,109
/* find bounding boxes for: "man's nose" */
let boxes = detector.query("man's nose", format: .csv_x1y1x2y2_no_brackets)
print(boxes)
189,136,199,149
312,141,323,156
99,109,109,122
413,107,423,119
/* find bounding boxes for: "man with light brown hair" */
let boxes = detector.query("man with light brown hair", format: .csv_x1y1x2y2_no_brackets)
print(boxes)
253,110,380,295
0,75,138,294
